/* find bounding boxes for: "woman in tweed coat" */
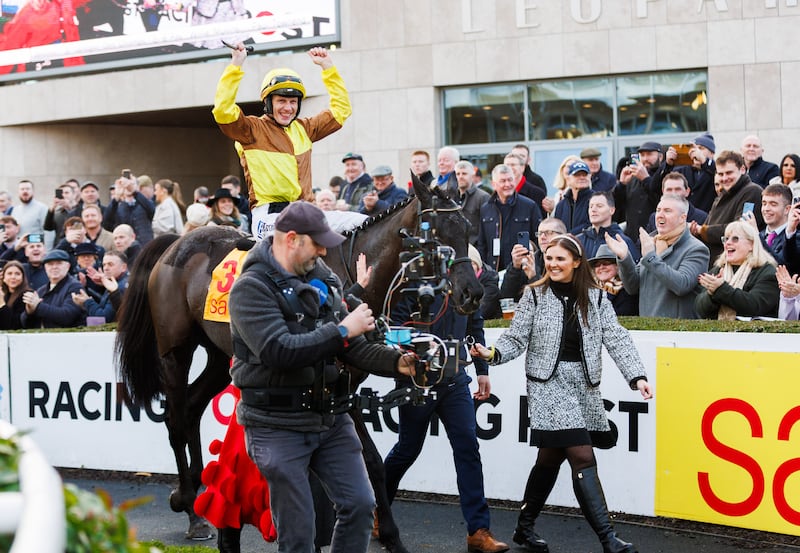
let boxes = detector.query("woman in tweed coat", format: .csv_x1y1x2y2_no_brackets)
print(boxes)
472,234,653,553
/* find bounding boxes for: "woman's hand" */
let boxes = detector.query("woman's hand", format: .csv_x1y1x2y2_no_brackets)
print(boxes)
777,265,800,298
698,271,724,294
355,253,373,288
637,379,653,400
469,343,493,361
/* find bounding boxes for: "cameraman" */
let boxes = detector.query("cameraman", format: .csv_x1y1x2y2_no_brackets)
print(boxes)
383,275,508,553
229,201,415,553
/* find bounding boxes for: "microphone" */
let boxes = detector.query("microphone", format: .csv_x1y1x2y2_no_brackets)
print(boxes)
308,279,329,306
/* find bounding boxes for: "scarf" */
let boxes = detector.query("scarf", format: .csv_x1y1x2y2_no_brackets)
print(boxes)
598,276,624,296
717,258,755,321
654,223,687,256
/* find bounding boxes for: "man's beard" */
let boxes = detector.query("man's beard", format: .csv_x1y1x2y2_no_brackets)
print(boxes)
20,196,31,204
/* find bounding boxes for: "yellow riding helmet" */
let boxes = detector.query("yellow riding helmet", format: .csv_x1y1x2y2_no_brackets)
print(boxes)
260,68,306,102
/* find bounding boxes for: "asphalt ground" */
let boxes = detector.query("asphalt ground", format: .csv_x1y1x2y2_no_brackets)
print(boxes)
62,471,800,553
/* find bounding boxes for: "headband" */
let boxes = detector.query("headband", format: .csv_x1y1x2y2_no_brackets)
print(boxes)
549,234,583,257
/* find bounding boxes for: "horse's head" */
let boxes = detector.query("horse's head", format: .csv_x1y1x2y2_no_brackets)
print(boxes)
410,173,483,314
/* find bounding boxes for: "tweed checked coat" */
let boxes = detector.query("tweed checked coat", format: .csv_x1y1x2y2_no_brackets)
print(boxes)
491,285,646,394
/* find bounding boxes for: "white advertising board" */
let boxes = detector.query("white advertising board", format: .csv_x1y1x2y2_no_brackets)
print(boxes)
2,328,799,524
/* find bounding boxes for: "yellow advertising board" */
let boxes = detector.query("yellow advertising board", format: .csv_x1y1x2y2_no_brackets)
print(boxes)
656,347,800,536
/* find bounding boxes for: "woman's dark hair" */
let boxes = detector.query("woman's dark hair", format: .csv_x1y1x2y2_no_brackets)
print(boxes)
779,154,800,184
210,199,241,226
1,260,31,308
531,234,598,323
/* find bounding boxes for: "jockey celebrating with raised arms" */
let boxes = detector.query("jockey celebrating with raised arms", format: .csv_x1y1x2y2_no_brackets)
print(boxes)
213,45,352,240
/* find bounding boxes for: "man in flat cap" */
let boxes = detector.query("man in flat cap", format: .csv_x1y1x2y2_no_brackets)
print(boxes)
22,248,84,328
337,152,373,212
229,201,415,553
359,165,408,216
67,180,107,220
580,147,616,193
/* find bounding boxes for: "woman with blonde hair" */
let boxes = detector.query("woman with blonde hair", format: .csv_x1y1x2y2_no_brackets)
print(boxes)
695,220,779,319
152,179,186,236
0,260,32,330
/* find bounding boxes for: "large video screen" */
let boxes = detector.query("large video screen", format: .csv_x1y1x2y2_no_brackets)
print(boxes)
0,0,339,82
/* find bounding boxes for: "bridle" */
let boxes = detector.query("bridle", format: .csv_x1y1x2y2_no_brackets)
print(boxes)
416,195,472,271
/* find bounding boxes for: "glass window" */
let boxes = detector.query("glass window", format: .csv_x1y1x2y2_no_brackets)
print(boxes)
528,78,614,141
616,71,707,135
443,85,526,145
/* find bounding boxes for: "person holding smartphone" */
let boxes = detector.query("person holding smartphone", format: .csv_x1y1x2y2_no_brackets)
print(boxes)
104,174,155,246
613,142,666,243
776,193,800,276
741,184,792,266
357,165,407,216
44,183,78,243
476,164,542,272
0,217,27,265
690,150,765,266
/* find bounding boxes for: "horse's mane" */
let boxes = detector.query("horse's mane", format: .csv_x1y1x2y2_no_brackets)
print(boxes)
341,195,415,237
341,185,459,237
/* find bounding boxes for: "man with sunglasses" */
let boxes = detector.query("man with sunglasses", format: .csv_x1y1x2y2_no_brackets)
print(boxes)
214,45,352,240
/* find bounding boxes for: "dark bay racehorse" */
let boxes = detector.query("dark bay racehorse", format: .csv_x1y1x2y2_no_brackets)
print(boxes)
115,176,483,551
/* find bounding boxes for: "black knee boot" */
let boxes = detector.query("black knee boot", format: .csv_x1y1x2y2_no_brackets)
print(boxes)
572,466,637,553
217,526,241,553
513,465,560,552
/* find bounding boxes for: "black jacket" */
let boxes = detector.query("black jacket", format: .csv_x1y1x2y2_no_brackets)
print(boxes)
230,240,401,431
476,192,542,271
747,157,780,188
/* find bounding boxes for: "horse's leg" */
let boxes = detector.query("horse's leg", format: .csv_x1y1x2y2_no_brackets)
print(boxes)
350,409,410,553
184,345,234,540
161,344,215,540
187,346,233,485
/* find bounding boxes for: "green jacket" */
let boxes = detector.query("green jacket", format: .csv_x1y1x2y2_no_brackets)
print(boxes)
695,263,779,319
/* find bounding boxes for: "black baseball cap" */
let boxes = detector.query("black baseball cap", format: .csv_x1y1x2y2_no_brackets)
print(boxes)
274,202,345,248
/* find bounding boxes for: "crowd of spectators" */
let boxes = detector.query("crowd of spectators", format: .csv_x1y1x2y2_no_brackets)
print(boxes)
317,134,799,323
6,132,800,329
0,169,253,329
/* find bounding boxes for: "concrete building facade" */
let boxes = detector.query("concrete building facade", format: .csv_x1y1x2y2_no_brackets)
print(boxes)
1,0,798,198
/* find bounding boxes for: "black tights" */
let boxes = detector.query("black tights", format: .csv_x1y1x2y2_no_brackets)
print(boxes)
535,445,595,476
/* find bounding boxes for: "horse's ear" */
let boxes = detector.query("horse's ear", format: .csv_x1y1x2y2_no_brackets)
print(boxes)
410,170,431,202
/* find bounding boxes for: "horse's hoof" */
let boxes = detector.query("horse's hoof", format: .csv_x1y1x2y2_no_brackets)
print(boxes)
379,537,411,553
185,518,215,541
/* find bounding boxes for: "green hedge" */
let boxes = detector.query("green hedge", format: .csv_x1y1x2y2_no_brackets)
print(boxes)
484,316,800,333
12,318,800,334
